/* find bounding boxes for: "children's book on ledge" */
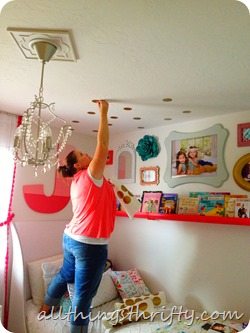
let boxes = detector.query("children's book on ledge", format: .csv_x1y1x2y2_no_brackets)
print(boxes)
198,194,225,216
224,194,248,217
159,193,178,214
234,198,250,218
177,196,200,215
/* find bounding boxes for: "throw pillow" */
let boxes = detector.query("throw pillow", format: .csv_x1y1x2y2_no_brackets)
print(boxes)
27,254,62,306
110,268,150,299
41,258,63,292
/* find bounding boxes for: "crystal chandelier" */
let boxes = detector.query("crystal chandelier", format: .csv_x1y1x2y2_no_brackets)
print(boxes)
13,40,73,176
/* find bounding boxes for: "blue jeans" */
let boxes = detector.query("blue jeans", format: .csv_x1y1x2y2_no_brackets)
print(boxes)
44,233,108,333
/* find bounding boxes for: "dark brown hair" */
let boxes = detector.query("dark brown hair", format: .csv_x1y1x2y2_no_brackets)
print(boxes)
58,150,77,178
176,150,188,169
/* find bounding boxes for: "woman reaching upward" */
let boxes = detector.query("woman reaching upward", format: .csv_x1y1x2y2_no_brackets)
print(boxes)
40,100,117,333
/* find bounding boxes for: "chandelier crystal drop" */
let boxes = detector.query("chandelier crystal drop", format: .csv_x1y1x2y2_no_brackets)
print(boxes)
13,40,73,176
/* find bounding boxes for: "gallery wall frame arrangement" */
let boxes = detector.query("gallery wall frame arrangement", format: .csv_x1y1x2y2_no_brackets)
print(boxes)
164,124,229,188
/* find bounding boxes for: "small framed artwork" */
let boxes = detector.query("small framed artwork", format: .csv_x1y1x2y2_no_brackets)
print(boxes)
164,124,229,188
237,122,250,147
233,153,250,191
140,166,160,185
141,191,162,213
106,150,113,165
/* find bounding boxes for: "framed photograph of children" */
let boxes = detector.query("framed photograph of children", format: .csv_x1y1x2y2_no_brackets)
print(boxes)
141,191,162,213
164,124,229,188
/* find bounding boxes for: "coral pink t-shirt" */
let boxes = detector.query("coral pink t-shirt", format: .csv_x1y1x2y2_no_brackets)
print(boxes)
65,169,116,238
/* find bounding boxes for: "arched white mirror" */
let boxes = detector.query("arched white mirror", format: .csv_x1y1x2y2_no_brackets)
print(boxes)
116,141,136,183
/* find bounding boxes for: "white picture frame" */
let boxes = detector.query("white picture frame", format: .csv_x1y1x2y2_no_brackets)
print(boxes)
164,124,229,188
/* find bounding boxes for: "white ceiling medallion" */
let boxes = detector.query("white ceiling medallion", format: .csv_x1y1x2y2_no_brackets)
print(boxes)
237,0,250,13
7,27,77,62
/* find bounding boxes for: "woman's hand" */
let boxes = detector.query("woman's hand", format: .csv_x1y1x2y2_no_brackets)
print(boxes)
93,99,109,114
89,99,109,179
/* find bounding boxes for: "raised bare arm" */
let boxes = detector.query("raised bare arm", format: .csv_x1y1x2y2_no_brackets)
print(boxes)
88,100,109,179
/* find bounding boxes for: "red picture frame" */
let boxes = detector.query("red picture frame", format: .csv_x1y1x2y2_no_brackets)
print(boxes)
106,150,113,165
237,122,250,147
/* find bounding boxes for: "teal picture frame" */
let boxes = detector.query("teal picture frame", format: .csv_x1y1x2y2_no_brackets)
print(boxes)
164,124,229,188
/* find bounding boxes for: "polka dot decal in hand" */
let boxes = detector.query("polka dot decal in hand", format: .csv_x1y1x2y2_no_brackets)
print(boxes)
112,180,141,219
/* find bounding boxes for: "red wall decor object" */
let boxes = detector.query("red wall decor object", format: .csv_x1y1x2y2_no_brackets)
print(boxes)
116,211,250,226
23,145,74,213
106,150,113,165
23,177,71,213
237,122,250,147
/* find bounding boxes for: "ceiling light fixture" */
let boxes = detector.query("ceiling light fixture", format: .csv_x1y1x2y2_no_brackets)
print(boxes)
13,40,73,176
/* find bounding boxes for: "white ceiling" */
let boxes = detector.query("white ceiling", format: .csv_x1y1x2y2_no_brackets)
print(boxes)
0,0,249,136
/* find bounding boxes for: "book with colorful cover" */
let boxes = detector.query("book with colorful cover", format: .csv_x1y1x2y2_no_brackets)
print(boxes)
189,192,210,198
198,195,225,216
177,196,199,215
224,194,248,217
210,192,230,195
189,191,230,198
234,198,250,218
159,193,178,214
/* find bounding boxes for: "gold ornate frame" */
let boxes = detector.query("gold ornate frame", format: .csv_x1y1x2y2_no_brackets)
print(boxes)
140,166,160,185
233,153,250,191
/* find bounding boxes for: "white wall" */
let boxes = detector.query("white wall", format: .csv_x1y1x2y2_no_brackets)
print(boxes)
107,110,250,321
